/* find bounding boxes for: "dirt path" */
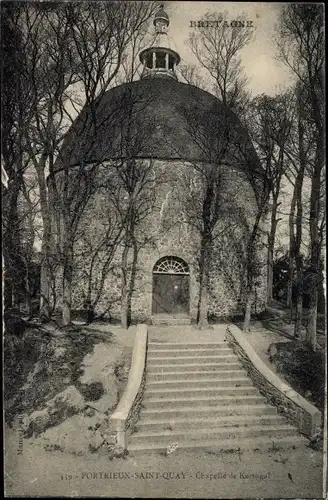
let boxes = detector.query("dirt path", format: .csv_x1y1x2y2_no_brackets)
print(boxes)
5,427,323,498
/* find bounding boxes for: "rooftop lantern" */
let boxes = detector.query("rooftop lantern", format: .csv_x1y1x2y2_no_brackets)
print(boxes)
139,4,180,80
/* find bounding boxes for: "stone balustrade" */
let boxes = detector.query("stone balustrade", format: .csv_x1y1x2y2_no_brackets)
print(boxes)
109,324,148,452
226,324,322,438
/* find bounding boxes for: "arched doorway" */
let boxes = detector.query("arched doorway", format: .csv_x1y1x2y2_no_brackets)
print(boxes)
152,256,190,315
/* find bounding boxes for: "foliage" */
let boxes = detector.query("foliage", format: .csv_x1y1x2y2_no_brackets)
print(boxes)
276,4,325,348
273,253,325,313
271,341,325,410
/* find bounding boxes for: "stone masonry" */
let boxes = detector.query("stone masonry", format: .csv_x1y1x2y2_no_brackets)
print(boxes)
53,159,267,322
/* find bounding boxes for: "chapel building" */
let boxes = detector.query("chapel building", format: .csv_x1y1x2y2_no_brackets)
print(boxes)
56,6,267,324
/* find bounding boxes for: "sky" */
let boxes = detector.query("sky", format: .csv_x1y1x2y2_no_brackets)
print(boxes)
164,1,294,96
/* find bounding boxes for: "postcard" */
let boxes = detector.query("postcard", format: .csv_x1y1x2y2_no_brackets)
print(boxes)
3,1,326,498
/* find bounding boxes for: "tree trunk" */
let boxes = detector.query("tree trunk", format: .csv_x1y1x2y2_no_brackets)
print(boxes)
306,174,322,349
294,291,303,339
39,262,50,320
243,290,253,332
243,208,264,332
198,272,209,328
127,236,138,326
293,192,304,339
244,242,256,332
120,241,130,330
197,236,210,328
305,104,323,349
12,287,20,309
62,248,73,326
3,174,25,308
197,180,216,329
267,245,274,303
22,288,32,317
267,198,278,303
286,263,293,310
294,254,304,339
121,203,136,330
21,254,32,318
287,201,296,311
36,160,52,321
307,288,317,350
287,173,299,317
288,92,307,330
85,299,95,324
61,209,73,327
61,162,74,327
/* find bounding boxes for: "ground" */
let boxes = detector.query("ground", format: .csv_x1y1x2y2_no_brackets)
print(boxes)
4,312,325,498
244,302,326,411
4,321,135,454
4,426,323,498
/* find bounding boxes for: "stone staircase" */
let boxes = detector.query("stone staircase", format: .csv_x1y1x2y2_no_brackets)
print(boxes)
128,340,307,453
151,315,191,326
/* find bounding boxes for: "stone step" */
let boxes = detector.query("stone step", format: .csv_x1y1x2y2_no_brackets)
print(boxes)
128,434,307,453
151,317,191,325
144,386,258,400
147,362,242,373
129,423,298,445
147,348,233,357
142,394,265,409
146,377,251,389
136,413,287,432
140,403,277,420
147,355,237,365
148,342,228,350
146,369,247,380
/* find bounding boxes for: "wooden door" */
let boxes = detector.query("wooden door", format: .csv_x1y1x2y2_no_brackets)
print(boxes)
152,274,189,314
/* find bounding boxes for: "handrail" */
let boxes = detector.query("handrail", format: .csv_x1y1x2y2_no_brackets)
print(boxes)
226,324,322,438
110,323,148,449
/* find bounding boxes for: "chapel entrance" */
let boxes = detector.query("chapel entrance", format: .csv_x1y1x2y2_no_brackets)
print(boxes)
152,256,190,315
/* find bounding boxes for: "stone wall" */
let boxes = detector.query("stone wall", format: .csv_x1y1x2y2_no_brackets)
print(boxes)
55,159,268,321
125,369,146,435
109,324,148,451
225,324,322,438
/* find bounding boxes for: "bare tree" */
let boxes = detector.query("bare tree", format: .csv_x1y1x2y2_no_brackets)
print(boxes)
276,4,324,349
248,92,295,304
186,10,254,114
178,62,208,92
57,1,158,326
1,2,37,310
173,12,263,329
13,4,81,321
6,1,157,325
164,85,264,327
282,83,315,337
242,176,271,332
114,3,158,85
106,86,167,328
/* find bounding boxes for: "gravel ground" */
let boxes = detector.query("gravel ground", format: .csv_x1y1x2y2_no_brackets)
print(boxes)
4,426,324,498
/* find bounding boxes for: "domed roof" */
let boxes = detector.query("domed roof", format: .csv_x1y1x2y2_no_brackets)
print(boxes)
60,78,262,183
142,32,179,59
154,5,169,25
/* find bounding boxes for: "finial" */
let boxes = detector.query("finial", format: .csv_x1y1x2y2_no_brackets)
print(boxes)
139,3,180,80
154,4,169,29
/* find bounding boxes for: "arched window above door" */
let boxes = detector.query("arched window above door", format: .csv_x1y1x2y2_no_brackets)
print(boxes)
153,256,189,275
